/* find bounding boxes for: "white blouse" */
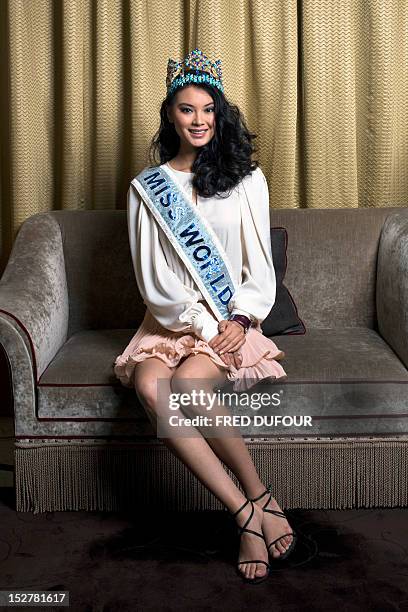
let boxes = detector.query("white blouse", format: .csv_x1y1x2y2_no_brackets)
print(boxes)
127,161,276,342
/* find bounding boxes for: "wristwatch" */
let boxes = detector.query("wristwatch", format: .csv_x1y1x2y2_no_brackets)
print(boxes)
229,314,252,334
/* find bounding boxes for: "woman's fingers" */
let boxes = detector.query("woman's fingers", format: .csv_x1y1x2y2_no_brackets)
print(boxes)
226,338,246,354
219,352,232,366
208,327,227,349
210,321,239,350
217,333,245,354
212,323,244,353
232,352,243,369
218,338,245,355
210,330,232,351
218,351,243,369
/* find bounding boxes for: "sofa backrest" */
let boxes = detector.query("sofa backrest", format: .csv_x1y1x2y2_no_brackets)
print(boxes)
52,210,145,338
49,207,407,337
269,207,407,329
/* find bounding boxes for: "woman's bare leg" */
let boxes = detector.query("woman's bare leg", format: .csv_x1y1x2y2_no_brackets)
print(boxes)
171,354,293,559
133,357,268,580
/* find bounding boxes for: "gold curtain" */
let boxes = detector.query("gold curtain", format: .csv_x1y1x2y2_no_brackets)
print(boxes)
1,0,407,274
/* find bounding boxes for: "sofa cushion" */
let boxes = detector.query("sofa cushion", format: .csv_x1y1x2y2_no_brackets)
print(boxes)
35,327,408,439
261,227,306,336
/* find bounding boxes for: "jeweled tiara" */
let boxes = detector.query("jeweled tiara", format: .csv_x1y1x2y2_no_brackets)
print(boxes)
166,48,224,96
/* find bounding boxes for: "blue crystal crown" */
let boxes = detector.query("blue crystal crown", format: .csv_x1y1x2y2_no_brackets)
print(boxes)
166,49,224,96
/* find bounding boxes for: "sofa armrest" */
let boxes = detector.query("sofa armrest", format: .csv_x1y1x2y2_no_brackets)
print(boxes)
0,213,69,386
376,211,408,370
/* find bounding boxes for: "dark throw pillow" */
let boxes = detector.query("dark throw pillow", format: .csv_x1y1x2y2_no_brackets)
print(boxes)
261,227,306,337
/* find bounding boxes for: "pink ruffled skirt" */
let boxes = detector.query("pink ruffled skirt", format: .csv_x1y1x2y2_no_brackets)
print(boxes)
114,309,287,392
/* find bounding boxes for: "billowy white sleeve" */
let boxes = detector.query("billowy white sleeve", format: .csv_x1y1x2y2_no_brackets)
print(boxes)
228,168,276,324
127,182,220,342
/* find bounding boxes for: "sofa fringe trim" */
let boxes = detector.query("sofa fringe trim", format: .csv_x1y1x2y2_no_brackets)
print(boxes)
14,440,408,513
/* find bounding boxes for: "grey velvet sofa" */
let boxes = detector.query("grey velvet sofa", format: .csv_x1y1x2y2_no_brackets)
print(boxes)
1,206,408,514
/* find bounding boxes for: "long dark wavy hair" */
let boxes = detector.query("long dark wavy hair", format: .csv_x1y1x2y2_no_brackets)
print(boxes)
148,78,259,198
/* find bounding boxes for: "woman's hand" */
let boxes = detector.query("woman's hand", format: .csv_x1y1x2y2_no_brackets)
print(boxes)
218,350,243,369
209,320,246,355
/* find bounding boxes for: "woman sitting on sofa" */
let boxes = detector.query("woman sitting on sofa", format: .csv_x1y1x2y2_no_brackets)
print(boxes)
114,48,296,585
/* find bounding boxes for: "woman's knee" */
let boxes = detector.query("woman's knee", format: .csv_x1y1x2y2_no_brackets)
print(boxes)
134,376,159,413
133,359,172,414
171,355,224,396
171,371,210,396
170,366,215,417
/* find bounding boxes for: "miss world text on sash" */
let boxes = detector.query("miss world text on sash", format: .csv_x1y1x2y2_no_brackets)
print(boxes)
132,165,237,321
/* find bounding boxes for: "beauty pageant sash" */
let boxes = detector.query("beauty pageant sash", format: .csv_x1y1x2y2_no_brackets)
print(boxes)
132,164,237,322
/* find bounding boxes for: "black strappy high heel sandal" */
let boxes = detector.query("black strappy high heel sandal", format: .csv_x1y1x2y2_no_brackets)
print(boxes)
248,486,297,562
231,498,270,584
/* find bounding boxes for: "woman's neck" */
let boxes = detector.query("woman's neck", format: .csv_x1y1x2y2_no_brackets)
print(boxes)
170,150,197,173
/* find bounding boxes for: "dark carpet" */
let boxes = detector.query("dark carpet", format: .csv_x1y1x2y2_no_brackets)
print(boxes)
0,488,407,612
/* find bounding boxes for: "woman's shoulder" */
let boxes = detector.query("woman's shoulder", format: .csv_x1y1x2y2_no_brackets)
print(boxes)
239,165,267,195
241,164,266,185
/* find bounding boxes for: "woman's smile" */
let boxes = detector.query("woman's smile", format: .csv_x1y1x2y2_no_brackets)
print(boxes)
188,128,208,139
